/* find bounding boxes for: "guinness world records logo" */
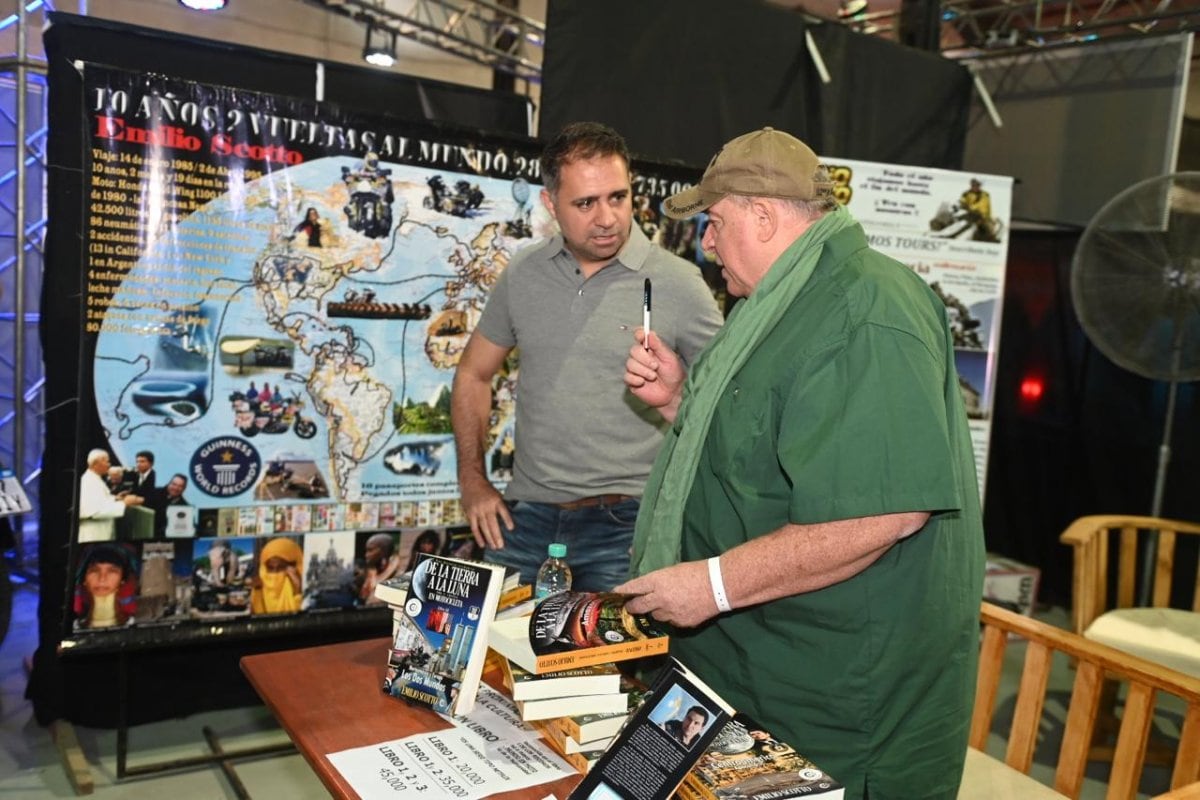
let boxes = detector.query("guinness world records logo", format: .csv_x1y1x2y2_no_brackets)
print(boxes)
190,437,261,498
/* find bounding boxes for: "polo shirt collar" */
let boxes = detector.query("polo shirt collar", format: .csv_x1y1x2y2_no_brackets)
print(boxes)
549,223,651,273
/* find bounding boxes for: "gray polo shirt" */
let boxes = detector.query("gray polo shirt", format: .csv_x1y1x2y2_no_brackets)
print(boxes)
475,224,722,503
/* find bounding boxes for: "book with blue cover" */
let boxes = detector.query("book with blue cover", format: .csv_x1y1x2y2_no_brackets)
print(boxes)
378,552,505,715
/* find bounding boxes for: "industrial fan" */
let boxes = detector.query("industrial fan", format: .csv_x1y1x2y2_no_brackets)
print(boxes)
1070,172,1200,601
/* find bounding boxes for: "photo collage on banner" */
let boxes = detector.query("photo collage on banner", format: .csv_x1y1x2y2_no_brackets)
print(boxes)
67,65,703,640
71,524,477,632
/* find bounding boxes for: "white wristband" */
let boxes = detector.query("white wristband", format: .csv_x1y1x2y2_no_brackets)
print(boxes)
707,556,732,613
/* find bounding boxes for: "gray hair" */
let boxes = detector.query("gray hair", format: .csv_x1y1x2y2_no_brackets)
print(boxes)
86,449,109,467
731,166,839,220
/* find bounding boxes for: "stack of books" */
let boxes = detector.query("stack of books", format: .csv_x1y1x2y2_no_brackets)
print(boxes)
529,673,651,773
486,591,668,773
485,592,844,799
501,659,625,721
565,658,845,800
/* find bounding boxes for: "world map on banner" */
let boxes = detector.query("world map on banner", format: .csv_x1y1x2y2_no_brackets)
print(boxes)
93,156,555,504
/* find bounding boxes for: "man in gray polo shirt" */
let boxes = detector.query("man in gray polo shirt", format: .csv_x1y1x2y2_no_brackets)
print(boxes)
451,122,721,591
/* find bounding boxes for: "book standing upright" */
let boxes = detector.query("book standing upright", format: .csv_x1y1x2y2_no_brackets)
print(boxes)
376,552,505,715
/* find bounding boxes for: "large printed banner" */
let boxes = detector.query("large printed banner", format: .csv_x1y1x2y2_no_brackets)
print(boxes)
830,160,1012,499
69,64,1008,642
68,65,700,640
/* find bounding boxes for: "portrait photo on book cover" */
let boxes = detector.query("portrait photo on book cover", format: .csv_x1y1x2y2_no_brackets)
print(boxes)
648,685,715,751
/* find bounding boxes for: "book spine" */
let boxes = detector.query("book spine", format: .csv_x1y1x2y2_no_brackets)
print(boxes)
535,725,592,775
549,714,584,742
534,635,668,673
497,583,532,609
519,692,627,723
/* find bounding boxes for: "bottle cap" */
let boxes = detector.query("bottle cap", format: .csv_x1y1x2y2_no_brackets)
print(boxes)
548,543,567,558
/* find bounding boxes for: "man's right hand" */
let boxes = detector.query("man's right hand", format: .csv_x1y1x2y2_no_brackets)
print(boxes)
460,477,513,550
624,329,686,423
122,495,144,506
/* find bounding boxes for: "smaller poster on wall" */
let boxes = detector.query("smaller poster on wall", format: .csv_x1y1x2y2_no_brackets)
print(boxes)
828,158,1013,500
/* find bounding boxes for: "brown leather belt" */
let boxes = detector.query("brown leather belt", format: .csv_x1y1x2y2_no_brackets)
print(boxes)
554,494,636,511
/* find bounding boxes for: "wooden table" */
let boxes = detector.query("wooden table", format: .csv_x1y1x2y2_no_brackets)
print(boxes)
241,636,583,800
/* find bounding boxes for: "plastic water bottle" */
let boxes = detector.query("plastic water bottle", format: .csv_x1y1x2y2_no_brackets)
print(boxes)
534,543,572,599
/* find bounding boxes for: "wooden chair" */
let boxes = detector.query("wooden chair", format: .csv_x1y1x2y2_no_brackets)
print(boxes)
1059,515,1200,679
1060,515,1200,765
961,602,1200,800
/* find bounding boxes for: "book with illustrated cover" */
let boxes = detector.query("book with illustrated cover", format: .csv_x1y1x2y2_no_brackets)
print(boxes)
219,508,239,536
568,660,844,800
501,658,621,702
488,591,668,674
197,508,219,537
256,505,275,535
327,503,345,530
378,552,505,715
290,504,312,533
568,658,734,799
311,503,332,531
236,507,258,536
682,712,844,800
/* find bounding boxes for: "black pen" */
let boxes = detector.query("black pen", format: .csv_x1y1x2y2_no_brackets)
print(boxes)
642,278,652,350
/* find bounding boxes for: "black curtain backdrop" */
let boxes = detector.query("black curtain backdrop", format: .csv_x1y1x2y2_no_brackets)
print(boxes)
31,13,530,728
984,230,1200,608
540,0,970,170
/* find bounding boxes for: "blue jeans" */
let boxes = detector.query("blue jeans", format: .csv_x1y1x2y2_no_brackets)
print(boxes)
484,498,639,592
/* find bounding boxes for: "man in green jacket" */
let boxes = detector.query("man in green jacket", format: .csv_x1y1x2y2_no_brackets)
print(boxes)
617,128,984,800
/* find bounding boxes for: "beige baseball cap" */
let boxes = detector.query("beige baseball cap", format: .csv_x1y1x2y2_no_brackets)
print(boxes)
663,127,828,219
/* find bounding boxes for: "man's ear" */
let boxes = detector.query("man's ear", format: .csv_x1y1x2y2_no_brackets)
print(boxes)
540,188,557,221
751,198,778,243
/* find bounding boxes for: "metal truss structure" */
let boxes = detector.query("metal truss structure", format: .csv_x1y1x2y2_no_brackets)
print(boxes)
302,0,545,82
834,0,1200,57
0,0,52,558
301,0,1193,77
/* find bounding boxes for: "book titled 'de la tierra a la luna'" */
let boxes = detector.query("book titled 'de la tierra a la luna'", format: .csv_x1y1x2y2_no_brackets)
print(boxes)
380,553,504,715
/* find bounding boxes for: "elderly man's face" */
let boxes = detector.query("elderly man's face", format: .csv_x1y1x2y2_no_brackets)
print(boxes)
702,197,769,297
91,453,111,475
